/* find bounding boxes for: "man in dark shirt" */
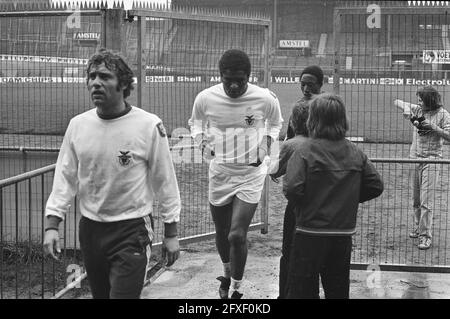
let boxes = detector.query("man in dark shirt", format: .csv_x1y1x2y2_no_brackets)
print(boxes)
286,65,324,139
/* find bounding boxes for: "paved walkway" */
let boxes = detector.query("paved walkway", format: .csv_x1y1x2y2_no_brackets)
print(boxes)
141,250,450,299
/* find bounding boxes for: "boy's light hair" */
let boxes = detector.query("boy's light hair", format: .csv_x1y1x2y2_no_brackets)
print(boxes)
307,93,348,141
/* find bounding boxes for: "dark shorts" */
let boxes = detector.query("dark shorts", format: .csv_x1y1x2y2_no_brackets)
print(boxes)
79,215,154,299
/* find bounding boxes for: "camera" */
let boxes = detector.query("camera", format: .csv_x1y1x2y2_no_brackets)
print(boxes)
410,116,429,136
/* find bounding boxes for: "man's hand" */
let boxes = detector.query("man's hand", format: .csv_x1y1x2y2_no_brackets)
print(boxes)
43,229,61,260
200,140,215,157
162,236,180,267
417,119,434,130
249,146,268,167
394,99,411,119
416,119,435,136
270,175,280,183
409,117,433,136
394,99,403,109
422,121,450,142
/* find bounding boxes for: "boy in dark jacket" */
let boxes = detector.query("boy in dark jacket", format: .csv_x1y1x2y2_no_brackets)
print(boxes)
284,93,383,299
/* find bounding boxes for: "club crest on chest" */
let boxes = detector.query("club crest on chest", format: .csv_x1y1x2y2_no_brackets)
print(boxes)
118,151,132,166
245,115,255,126
244,106,258,127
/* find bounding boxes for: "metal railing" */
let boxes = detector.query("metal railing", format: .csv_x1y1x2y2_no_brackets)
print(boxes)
0,164,83,299
333,6,450,146
351,158,450,273
0,142,269,299
3,156,450,298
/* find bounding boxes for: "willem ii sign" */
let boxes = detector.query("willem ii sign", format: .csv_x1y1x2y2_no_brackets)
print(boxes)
272,76,450,86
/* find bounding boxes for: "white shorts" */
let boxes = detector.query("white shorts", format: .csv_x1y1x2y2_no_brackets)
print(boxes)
208,160,268,207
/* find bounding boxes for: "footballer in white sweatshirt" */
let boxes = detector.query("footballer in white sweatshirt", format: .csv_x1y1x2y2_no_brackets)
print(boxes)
45,106,180,224
44,49,180,299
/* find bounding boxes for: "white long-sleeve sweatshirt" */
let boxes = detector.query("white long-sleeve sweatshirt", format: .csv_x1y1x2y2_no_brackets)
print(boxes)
45,106,181,224
188,83,283,165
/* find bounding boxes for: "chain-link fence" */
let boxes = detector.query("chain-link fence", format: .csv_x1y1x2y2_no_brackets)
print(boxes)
0,3,103,180
0,5,102,139
334,2,450,273
0,2,272,298
334,3,450,148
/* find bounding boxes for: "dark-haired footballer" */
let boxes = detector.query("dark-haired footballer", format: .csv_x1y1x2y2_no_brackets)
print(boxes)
189,49,283,299
286,65,324,140
43,48,181,299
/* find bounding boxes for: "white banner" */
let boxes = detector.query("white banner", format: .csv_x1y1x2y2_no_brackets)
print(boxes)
0,54,88,65
3,76,449,86
0,77,86,83
423,50,450,64
145,76,175,83
73,32,100,40
326,77,450,86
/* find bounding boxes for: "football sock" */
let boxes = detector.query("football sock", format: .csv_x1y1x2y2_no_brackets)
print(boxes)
230,277,242,292
223,262,231,279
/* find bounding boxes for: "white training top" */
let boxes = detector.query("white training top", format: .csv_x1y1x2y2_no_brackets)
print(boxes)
188,83,283,165
45,106,181,223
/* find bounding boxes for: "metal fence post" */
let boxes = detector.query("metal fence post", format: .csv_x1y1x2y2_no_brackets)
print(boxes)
333,8,341,95
260,21,272,235
137,15,146,109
